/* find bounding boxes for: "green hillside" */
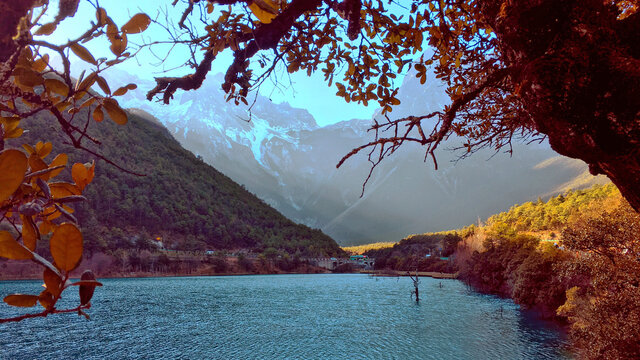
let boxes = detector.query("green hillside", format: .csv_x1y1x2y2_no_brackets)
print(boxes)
12,109,344,258
485,183,619,233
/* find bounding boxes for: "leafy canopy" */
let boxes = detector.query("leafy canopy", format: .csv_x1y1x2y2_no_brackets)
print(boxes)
148,0,640,210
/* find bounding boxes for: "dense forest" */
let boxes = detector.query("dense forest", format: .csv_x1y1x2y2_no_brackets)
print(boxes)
9,109,344,259
449,184,637,359
485,184,619,233
362,232,464,273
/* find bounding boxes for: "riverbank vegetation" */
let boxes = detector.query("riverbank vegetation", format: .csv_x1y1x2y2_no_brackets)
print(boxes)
358,183,639,359
360,232,464,273
0,249,329,280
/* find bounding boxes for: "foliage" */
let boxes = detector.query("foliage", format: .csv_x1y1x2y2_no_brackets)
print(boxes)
143,0,640,212
457,186,640,356
0,1,152,322
460,233,571,319
556,201,640,359
342,242,395,255
486,184,619,233
365,232,461,273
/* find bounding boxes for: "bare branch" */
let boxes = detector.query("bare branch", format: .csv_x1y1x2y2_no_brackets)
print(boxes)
337,67,511,194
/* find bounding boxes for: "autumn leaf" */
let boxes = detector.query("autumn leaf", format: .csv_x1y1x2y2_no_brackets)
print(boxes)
35,141,53,159
43,267,62,297
70,43,97,65
112,83,136,96
95,8,108,26
93,106,104,122
38,290,55,309
0,149,28,203
109,37,127,56
95,76,111,95
49,182,81,198
20,215,38,251
34,22,57,36
71,162,95,191
78,270,101,305
103,98,128,125
44,78,70,97
121,13,151,34
13,67,44,87
48,153,68,179
249,0,278,24
0,231,33,260
50,223,83,271
32,54,49,72
3,294,39,308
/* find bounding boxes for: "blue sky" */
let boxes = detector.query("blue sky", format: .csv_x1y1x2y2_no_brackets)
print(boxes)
43,0,378,126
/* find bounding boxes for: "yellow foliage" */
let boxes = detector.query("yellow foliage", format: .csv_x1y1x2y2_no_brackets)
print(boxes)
342,242,396,254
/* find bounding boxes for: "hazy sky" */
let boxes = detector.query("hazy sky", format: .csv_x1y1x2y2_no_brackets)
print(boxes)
43,0,379,126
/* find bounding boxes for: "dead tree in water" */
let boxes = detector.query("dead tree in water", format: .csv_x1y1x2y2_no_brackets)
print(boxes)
408,271,420,303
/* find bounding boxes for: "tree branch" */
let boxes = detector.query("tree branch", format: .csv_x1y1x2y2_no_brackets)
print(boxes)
147,0,324,103
0,304,91,324
337,67,511,194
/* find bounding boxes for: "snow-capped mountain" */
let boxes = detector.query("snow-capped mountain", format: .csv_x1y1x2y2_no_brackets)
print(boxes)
105,67,606,246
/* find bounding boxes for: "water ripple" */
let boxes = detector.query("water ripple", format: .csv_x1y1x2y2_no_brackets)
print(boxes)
0,275,571,359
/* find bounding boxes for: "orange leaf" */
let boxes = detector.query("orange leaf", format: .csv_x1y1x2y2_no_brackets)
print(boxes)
0,231,33,260
70,43,97,65
93,106,104,122
121,13,151,34
48,153,68,179
36,142,52,159
49,223,83,271
96,8,108,26
44,78,69,97
38,290,55,309
3,294,39,308
43,267,62,297
109,34,128,56
71,163,91,191
34,22,57,36
49,182,81,198
39,220,54,236
20,215,38,251
248,0,278,24
103,98,128,125
29,154,49,180
95,76,111,95
33,54,49,72
0,149,28,203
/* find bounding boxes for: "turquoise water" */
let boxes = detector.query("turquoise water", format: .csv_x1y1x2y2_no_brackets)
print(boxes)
0,274,570,359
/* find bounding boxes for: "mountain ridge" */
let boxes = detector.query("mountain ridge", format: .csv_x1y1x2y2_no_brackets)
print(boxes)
11,107,345,256
101,66,608,246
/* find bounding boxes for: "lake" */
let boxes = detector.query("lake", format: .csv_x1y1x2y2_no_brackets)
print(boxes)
0,274,571,359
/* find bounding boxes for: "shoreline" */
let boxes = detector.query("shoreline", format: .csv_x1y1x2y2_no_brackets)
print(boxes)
0,269,333,282
360,270,459,279
0,269,461,281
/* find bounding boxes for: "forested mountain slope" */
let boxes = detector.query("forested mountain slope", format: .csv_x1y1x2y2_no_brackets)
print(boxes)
12,109,344,257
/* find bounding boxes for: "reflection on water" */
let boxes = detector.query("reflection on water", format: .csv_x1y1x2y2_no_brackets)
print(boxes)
0,274,571,359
